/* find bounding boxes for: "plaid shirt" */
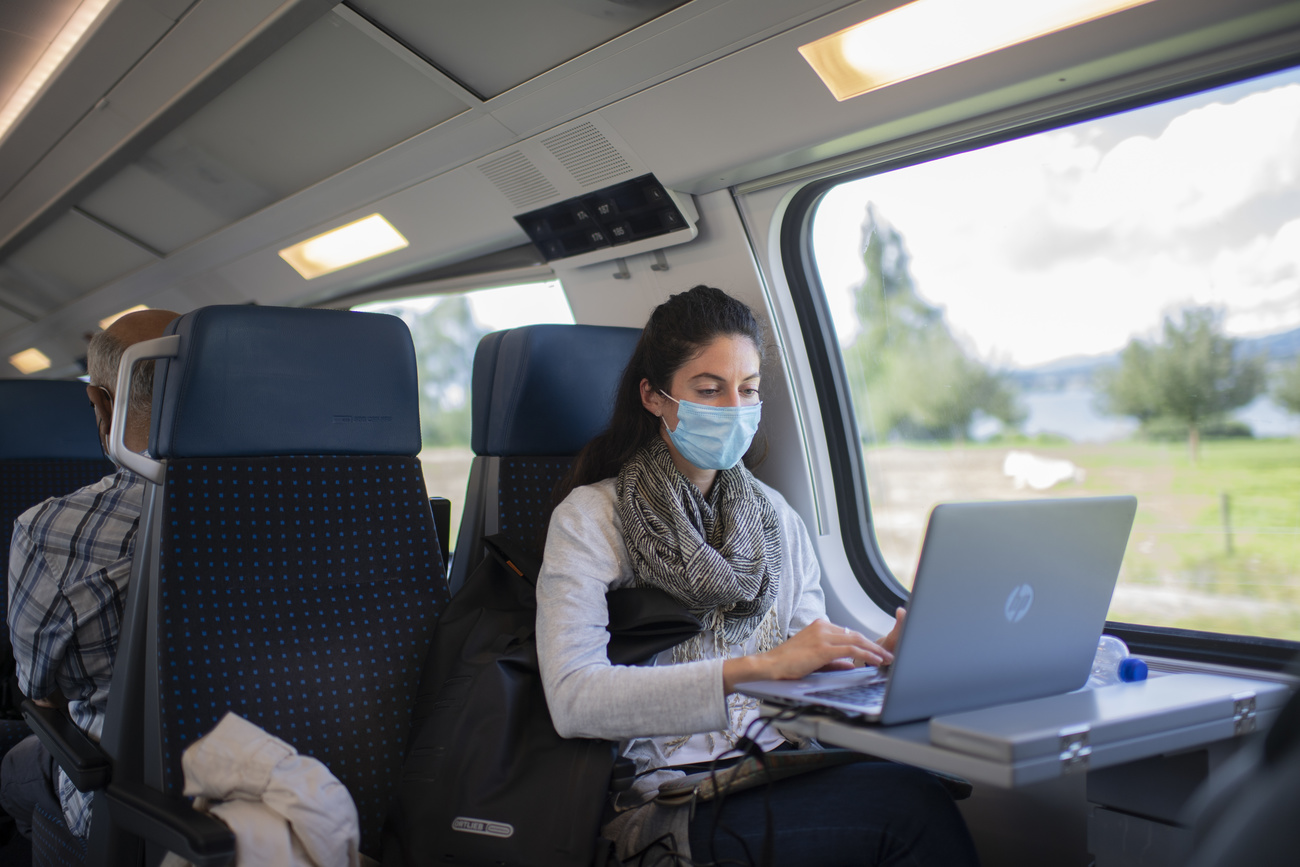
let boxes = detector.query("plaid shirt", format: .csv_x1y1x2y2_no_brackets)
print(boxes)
7,467,144,837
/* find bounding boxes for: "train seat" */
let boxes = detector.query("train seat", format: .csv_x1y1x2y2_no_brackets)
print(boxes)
1181,668,1300,867
23,305,450,866
0,380,113,762
447,323,641,593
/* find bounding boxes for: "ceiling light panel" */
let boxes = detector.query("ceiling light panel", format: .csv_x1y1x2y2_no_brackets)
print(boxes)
0,0,113,145
278,214,410,280
800,0,1158,101
9,348,51,374
76,11,468,255
350,0,690,100
0,22,51,108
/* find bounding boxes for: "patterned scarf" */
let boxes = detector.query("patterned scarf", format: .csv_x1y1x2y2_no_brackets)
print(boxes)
616,437,781,648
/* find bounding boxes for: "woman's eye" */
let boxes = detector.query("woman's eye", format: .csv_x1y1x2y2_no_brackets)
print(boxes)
696,388,719,397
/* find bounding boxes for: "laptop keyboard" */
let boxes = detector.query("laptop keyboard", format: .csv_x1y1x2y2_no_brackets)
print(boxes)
805,679,888,709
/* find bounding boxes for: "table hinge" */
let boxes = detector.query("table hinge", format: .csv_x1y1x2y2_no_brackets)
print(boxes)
1059,724,1092,773
1233,693,1257,735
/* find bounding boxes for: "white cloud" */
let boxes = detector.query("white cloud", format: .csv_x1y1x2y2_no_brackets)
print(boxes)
811,79,1300,366
1064,85,1300,236
1210,218,1300,335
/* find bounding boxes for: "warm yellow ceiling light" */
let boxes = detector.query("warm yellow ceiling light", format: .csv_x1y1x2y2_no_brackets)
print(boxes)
0,0,115,145
9,348,52,375
799,0,1158,101
278,214,410,280
98,304,150,330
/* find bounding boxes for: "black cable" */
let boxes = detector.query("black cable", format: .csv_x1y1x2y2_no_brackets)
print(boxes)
700,708,809,867
625,706,815,867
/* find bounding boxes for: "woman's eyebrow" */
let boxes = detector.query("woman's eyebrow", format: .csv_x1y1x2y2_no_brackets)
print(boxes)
689,371,761,382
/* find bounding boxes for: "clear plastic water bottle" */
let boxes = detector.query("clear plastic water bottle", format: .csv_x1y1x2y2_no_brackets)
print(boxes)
1087,634,1148,688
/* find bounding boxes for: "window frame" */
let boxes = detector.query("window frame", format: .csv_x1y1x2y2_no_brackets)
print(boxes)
777,59,1300,671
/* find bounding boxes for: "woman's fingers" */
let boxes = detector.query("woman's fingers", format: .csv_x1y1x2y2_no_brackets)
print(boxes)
878,607,908,654
743,619,895,686
802,620,892,668
822,620,893,666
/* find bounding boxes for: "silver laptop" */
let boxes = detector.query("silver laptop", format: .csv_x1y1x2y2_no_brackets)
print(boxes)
738,496,1137,726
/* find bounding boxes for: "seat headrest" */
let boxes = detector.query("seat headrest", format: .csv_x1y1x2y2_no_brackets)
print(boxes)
0,380,104,460
151,306,421,458
472,324,641,457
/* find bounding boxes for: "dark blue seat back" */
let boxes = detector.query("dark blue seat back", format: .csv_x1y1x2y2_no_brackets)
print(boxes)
0,380,108,460
449,324,640,591
0,381,112,754
120,306,446,859
149,305,422,457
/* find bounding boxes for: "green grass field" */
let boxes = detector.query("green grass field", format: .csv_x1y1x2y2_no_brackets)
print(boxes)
864,439,1300,641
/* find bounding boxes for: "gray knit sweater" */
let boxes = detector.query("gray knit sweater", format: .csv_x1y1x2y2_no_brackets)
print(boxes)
536,477,827,861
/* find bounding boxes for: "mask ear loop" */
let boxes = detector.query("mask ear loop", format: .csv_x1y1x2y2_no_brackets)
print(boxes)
657,390,680,433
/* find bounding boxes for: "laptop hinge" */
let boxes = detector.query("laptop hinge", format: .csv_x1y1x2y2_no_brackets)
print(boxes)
1232,692,1257,735
1059,724,1092,773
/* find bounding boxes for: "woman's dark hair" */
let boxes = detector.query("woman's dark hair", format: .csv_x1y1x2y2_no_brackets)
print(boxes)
552,285,767,506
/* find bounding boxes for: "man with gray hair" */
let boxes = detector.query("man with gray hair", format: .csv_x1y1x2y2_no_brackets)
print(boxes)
1,308,178,840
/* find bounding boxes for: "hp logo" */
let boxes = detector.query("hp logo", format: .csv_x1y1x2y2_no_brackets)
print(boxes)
1004,584,1034,623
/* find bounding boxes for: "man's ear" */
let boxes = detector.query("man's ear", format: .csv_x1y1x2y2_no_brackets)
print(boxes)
86,385,112,442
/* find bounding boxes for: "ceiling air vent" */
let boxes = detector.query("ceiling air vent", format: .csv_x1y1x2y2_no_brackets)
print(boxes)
541,122,633,188
478,150,558,210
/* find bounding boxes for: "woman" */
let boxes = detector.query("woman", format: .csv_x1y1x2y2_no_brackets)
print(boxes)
537,286,979,866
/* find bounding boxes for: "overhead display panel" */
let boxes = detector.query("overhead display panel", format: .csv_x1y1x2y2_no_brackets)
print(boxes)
349,0,690,100
515,174,695,264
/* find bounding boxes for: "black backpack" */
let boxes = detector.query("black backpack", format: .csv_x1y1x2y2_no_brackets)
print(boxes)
383,534,700,867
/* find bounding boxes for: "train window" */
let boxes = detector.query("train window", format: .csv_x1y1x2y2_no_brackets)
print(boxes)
355,280,574,547
805,65,1300,642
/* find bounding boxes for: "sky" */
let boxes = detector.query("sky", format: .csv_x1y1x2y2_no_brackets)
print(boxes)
812,67,1300,368
361,280,574,329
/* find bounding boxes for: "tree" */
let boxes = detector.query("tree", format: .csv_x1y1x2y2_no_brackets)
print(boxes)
842,204,1023,441
1097,307,1265,461
1273,356,1300,416
387,296,492,448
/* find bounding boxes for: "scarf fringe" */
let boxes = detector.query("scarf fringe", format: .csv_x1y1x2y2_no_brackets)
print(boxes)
661,607,782,757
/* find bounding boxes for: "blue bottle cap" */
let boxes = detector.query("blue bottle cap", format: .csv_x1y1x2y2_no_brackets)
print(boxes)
1118,657,1148,683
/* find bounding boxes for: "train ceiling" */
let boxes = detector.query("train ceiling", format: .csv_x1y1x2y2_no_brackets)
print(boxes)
2,0,1299,375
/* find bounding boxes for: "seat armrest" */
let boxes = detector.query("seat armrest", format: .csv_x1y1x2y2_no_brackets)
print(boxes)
104,779,235,867
429,496,451,569
21,700,111,792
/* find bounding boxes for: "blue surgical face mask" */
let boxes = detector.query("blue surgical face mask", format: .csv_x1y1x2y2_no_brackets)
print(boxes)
659,391,762,471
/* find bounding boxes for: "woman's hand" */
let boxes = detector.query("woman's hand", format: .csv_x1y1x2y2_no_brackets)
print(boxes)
721,619,894,694
879,607,907,654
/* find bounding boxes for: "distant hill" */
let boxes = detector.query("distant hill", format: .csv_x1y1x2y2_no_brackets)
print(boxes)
1009,324,1300,391
1241,327,1300,362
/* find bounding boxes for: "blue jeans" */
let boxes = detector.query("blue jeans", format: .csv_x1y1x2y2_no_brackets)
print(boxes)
687,762,979,867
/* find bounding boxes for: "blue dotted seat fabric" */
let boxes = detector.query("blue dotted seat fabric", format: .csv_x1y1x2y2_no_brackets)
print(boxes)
155,454,448,858
31,801,86,866
495,456,574,558
0,458,113,755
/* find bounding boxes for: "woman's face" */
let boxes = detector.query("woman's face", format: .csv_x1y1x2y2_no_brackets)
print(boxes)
640,334,761,433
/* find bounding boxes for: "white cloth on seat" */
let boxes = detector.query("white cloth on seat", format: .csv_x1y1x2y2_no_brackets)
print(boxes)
160,712,361,867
